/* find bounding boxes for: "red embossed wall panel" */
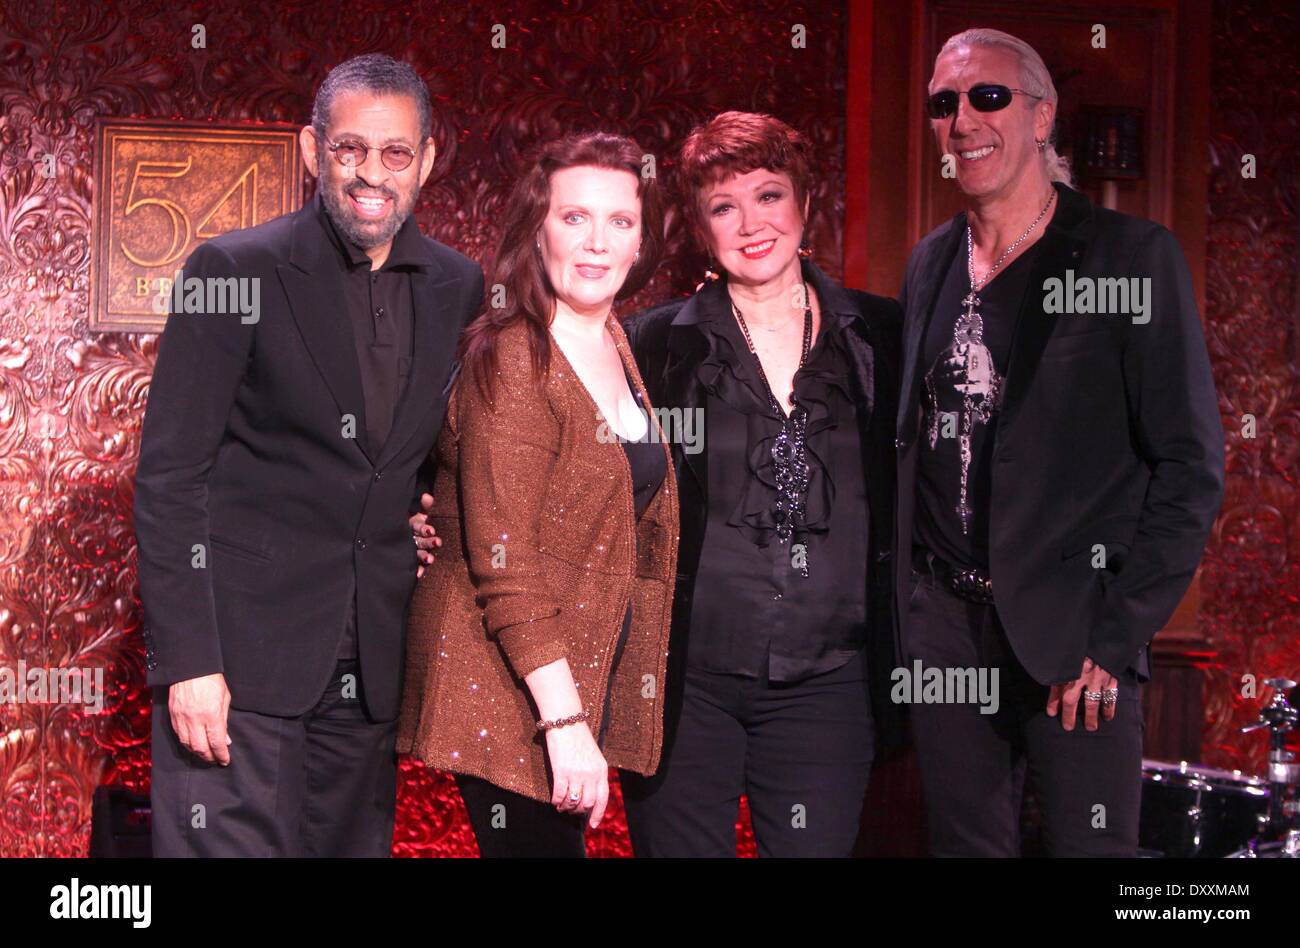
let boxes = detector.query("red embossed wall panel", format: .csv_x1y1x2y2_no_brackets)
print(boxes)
1199,0,1300,772
0,0,846,857
4,0,1293,860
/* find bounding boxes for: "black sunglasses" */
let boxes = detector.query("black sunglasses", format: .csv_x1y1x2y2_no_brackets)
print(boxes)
926,84,1042,119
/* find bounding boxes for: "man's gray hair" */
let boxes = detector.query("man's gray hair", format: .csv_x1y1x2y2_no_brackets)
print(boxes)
311,53,433,143
936,28,1074,187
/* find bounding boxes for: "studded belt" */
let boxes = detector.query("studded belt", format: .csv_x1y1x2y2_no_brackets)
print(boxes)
913,549,995,605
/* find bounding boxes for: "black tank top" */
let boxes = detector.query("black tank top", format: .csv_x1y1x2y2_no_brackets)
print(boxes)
597,368,666,746
621,374,667,518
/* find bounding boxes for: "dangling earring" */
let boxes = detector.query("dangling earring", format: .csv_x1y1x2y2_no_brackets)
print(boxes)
694,259,722,293
1035,139,1047,152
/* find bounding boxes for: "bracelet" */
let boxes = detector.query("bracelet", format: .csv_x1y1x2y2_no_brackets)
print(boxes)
536,710,588,732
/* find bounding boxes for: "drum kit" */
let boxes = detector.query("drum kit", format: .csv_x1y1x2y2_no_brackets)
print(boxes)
1139,677,1299,858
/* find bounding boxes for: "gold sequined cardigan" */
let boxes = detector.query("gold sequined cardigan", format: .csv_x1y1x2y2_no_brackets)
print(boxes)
397,315,680,803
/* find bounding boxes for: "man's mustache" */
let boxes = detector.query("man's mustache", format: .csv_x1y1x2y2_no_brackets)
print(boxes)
342,182,399,203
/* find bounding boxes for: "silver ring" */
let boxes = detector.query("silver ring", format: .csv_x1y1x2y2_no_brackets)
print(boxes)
568,791,581,802
1102,688,1118,706
1083,690,1103,702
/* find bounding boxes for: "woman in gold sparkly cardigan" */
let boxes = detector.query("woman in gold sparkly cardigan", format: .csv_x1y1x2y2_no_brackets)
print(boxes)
397,131,678,857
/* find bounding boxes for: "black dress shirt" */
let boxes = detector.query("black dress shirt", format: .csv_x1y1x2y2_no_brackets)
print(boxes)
319,199,421,660
686,296,871,682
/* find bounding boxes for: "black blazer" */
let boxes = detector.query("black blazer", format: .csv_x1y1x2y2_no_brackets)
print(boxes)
134,196,484,720
895,183,1225,684
624,260,906,754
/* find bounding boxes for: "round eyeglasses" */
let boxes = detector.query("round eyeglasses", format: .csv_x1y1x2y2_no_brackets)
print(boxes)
322,135,418,172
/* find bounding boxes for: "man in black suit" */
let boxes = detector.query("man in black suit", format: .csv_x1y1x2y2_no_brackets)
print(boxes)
135,54,483,856
894,29,1224,855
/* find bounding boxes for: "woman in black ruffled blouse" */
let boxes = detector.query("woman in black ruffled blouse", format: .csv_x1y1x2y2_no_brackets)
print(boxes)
621,111,904,856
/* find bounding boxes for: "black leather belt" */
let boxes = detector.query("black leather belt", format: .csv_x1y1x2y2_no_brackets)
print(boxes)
913,549,995,604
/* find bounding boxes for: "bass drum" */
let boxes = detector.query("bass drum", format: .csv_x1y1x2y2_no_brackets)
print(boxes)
1139,759,1268,858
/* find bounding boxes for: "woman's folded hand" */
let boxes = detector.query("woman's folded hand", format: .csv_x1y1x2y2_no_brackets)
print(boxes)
545,722,610,830
409,492,440,578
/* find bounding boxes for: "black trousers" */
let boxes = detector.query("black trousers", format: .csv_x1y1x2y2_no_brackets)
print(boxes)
904,565,1144,857
455,774,588,858
620,648,874,857
150,659,398,857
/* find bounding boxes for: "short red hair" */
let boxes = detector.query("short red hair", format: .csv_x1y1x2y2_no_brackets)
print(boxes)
677,111,815,250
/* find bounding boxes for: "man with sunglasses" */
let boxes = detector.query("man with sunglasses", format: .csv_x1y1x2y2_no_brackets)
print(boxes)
137,54,483,856
894,29,1223,855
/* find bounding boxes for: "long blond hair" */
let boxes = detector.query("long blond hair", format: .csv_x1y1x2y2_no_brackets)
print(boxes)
935,28,1075,187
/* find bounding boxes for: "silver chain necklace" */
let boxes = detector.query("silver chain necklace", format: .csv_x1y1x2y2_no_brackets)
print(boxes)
731,287,814,577
945,187,1056,533
965,187,1057,296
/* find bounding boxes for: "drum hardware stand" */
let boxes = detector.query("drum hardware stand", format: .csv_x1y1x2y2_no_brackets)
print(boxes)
1237,677,1299,857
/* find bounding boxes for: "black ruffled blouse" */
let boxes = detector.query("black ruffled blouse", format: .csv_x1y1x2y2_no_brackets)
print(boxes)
686,278,871,682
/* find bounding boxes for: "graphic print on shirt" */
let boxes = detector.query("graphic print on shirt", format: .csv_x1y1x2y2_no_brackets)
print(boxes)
922,295,1004,535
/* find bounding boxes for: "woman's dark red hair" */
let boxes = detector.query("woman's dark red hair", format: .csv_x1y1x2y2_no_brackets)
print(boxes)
459,131,665,403
677,110,815,252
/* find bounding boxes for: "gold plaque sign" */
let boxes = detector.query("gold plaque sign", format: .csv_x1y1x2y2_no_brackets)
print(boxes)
91,120,303,332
